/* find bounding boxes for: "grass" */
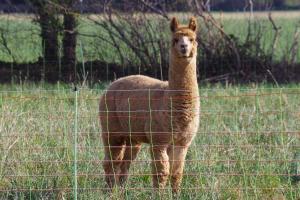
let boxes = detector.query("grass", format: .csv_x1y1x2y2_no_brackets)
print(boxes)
0,82,300,199
0,14,41,63
0,12,300,64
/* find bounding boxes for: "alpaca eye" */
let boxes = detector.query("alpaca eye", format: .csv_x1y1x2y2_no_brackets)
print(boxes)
174,39,179,43
189,38,194,42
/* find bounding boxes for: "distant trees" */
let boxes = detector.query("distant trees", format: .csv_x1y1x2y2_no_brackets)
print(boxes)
273,0,285,8
29,0,60,65
27,0,78,81
1,0,300,13
0,0,299,83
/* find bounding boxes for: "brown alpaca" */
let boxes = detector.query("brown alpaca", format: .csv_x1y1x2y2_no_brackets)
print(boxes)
99,17,199,193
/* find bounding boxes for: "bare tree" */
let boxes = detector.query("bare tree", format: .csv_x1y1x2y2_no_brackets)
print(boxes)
268,12,281,62
249,0,254,19
190,0,242,72
88,2,170,80
205,0,211,12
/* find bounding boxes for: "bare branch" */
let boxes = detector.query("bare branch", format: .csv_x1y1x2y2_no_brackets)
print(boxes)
139,0,169,20
0,27,15,62
289,25,300,65
205,0,211,12
268,12,281,62
191,1,241,71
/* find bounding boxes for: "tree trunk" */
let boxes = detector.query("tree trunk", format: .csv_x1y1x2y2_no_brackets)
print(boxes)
39,10,59,72
62,13,77,82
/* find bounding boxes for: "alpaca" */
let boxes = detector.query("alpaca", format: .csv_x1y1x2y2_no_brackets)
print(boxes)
99,17,199,193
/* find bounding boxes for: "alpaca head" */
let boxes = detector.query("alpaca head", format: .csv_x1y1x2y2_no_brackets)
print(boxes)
170,17,198,58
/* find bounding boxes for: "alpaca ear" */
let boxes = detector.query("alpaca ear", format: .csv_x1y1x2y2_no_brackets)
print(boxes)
170,17,179,32
189,17,197,32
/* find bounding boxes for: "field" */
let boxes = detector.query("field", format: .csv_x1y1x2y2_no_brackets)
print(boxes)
0,11,300,64
0,10,300,199
1,83,300,199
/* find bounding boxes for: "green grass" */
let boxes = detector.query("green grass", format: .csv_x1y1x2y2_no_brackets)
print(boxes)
0,15,41,63
0,12,300,64
0,82,300,199
221,17,300,61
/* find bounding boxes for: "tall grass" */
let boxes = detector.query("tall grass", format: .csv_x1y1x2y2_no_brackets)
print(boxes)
0,83,299,199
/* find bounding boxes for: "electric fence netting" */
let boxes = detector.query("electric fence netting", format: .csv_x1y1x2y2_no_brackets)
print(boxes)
0,86,300,199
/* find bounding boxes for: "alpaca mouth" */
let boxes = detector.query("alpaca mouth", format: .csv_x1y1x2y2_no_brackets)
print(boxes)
181,49,187,55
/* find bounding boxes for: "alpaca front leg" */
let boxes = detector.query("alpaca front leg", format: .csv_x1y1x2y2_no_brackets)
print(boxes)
150,146,170,189
167,145,189,193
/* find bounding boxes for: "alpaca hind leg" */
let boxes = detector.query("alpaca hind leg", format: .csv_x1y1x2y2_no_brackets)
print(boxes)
119,142,142,186
167,145,189,193
150,146,169,189
102,136,126,189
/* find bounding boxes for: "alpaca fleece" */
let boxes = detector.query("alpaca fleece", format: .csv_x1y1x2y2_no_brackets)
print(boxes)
99,17,200,193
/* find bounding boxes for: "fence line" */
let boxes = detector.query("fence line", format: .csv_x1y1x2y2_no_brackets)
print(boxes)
1,109,299,115
3,159,300,164
2,86,300,93
73,88,78,200
0,186,296,192
3,173,300,178
2,144,300,149
2,91,300,100
1,131,300,138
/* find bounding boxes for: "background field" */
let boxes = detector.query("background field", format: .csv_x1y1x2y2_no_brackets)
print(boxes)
1,83,300,199
0,11,300,64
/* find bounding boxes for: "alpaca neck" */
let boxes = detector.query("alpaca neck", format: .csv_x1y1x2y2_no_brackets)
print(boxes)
168,54,198,94
167,53,199,124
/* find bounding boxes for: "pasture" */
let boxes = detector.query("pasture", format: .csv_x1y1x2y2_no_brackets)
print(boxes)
0,11,300,64
0,83,300,199
0,10,300,199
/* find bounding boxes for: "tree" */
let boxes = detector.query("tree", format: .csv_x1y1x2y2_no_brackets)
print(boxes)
61,0,78,82
27,0,79,81
28,0,61,79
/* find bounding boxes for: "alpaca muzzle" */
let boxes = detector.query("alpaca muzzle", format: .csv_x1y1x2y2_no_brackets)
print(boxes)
180,48,187,55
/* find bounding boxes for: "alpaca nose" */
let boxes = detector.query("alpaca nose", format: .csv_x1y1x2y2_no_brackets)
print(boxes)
181,44,187,49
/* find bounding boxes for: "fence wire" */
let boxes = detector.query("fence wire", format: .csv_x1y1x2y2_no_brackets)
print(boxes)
0,87,300,199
